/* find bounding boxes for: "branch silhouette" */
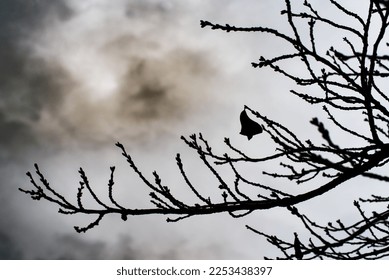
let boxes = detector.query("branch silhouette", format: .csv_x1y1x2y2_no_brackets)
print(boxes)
20,0,389,259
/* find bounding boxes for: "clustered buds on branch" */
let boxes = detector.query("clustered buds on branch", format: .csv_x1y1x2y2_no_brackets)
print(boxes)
20,0,389,259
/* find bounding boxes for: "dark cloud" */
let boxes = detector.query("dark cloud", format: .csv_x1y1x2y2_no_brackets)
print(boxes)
45,235,113,260
0,112,35,151
0,0,76,157
116,49,214,122
0,0,73,39
0,0,84,261
0,46,78,158
0,230,229,260
0,231,137,260
0,0,218,148
0,0,229,260
0,231,23,259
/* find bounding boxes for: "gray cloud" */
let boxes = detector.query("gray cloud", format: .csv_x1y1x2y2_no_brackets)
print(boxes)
115,49,214,121
0,0,220,148
0,0,73,37
0,231,22,259
0,0,233,260
0,0,76,159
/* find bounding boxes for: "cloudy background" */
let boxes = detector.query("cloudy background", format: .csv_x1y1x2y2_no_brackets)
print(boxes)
0,0,378,259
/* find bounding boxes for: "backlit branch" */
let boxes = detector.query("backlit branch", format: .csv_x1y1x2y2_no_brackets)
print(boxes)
20,0,389,259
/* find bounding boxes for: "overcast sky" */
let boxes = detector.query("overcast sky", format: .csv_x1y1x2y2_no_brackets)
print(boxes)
1,0,378,259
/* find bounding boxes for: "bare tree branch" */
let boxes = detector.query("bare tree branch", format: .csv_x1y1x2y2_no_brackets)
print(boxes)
19,0,389,259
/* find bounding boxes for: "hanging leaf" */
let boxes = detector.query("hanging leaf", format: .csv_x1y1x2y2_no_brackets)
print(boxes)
240,109,262,140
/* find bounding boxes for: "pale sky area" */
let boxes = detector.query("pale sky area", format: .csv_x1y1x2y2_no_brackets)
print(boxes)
1,0,382,259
